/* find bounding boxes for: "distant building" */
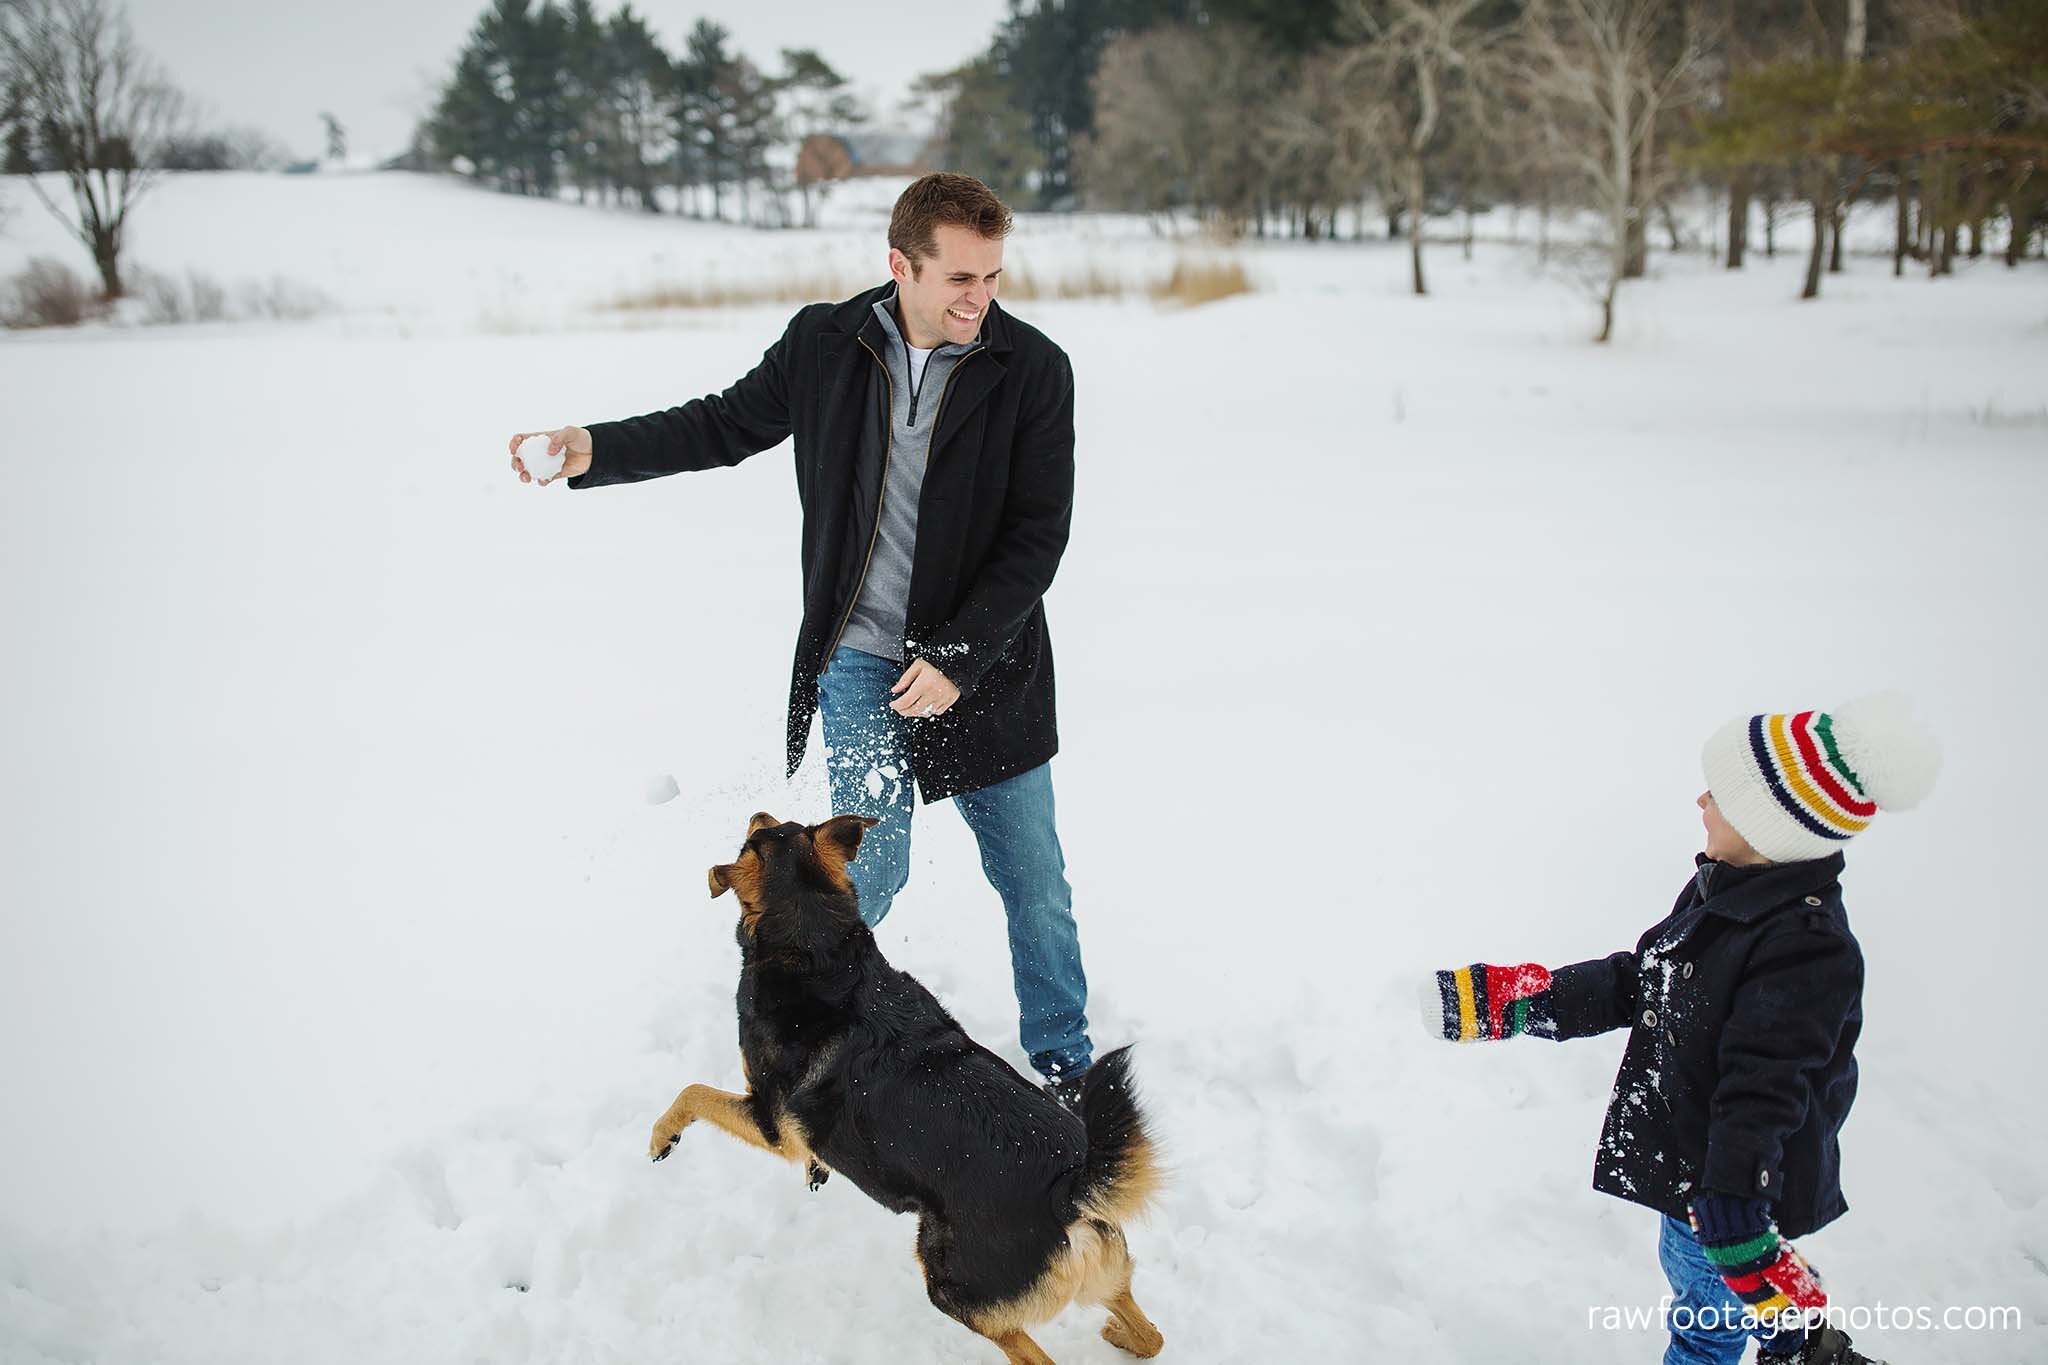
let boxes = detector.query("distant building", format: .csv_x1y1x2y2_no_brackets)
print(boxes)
843,131,932,178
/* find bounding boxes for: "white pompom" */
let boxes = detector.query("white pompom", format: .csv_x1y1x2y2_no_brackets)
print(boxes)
518,433,566,482
1827,692,1940,811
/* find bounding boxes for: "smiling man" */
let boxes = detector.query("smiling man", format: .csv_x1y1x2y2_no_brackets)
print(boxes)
507,173,1096,1105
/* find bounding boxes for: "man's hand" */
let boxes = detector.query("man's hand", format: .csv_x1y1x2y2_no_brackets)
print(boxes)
890,660,960,718
508,426,594,485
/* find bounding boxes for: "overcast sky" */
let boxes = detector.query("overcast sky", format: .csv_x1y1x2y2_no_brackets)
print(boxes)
129,0,1011,162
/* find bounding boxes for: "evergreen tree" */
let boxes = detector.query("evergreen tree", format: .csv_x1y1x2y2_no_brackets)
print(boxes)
602,5,671,211
779,48,865,227
560,0,608,202
913,57,1042,198
676,19,735,218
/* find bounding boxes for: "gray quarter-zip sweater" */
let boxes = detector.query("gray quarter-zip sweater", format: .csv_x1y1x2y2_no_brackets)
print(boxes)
838,291,979,662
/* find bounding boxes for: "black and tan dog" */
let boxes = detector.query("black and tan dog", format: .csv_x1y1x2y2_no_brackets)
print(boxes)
648,811,1164,1365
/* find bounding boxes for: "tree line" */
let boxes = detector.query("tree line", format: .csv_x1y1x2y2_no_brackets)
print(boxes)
4,0,2040,341
414,0,867,228
925,0,2045,338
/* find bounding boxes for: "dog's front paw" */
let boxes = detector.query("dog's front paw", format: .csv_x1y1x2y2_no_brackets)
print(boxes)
649,1121,686,1162
806,1159,830,1191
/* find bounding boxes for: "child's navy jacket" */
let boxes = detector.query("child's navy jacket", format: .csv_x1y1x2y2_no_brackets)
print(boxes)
1544,853,1863,1237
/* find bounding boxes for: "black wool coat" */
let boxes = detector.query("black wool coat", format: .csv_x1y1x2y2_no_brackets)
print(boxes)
1543,854,1864,1238
570,286,1076,803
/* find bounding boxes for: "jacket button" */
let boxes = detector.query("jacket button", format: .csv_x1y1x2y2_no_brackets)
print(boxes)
1642,1009,1658,1028
1681,963,1694,979
1759,1170,1771,1189
1667,1030,1677,1046
1804,896,1823,906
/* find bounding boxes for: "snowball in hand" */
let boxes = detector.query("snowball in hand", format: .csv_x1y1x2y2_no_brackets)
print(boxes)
518,434,566,482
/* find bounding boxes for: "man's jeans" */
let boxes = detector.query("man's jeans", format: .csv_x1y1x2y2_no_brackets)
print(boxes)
816,645,1092,1081
1658,1216,1808,1364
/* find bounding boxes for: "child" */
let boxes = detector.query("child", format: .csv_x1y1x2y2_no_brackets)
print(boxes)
1426,696,1938,1364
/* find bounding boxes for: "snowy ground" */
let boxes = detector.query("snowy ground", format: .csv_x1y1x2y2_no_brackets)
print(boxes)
2,172,2046,1364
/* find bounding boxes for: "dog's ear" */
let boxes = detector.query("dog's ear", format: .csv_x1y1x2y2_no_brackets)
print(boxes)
709,863,734,898
810,814,880,888
814,813,880,856
747,811,781,835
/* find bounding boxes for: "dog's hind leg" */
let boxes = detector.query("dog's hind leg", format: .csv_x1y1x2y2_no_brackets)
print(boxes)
918,1222,1060,1365
1094,1231,1164,1359
648,1084,802,1164
1101,1286,1164,1359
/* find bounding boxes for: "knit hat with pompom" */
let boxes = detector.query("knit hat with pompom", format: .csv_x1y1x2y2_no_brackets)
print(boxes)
1701,693,1940,862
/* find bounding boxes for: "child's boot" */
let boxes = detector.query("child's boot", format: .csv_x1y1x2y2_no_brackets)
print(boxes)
1761,1326,1888,1364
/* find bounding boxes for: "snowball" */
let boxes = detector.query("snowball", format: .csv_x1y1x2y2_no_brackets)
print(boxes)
518,434,566,482
644,774,680,805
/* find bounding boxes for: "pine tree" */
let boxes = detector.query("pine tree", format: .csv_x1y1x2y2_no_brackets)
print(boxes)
779,48,864,227
560,0,607,202
677,19,735,219
602,5,671,212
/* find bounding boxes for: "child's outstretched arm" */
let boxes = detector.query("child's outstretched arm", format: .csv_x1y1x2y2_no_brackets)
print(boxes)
1421,951,1640,1043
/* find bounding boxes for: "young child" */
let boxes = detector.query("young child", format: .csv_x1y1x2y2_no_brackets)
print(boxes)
1426,696,1938,1365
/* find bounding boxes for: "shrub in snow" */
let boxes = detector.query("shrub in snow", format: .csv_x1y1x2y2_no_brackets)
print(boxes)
233,274,335,321
137,267,305,327
2,257,98,329
135,267,189,325
188,271,228,321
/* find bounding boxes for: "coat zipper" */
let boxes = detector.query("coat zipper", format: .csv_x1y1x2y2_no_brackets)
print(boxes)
825,339,983,662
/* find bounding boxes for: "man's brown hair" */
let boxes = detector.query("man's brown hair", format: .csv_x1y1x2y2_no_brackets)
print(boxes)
888,173,1013,274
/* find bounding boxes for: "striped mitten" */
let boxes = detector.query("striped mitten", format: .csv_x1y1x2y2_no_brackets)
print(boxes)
1423,962,1553,1042
1689,1194,1828,1326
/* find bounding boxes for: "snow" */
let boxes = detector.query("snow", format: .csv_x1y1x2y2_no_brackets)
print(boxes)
516,435,566,483
3,170,2046,1363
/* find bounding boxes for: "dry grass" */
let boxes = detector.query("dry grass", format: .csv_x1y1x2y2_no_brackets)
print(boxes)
598,275,865,312
136,267,234,325
1148,258,1255,307
233,275,335,321
2,258,99,329
131,266,330,326
596,253,1256,315
1001,264,1129,302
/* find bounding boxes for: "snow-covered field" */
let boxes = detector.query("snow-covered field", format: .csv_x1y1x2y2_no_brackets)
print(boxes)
2,171,2045,1364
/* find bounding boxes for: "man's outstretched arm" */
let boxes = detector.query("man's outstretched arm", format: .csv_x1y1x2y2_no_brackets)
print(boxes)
541,306,810,490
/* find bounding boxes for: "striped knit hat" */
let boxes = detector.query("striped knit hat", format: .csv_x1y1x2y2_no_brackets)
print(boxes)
1701,692,1939,862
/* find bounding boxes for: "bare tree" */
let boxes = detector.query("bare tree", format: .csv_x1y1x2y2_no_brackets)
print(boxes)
1265,46,1379,241
1079,24,1283,235
320,110,347,164
0,0,185,300
777,48,864,229
1517,0,1706,341
1340,0,1511,295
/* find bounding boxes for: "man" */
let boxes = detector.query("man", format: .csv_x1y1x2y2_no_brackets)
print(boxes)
508,173,1095,1105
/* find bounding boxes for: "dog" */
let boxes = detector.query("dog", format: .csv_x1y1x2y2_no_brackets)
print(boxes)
647,810,1165,1364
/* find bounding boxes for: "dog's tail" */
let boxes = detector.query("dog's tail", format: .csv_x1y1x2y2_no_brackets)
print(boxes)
1073,1046,1163,1227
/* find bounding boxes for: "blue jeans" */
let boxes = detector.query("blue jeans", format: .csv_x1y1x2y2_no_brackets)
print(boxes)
815,645,1092,1081
1659,1216,1807,1364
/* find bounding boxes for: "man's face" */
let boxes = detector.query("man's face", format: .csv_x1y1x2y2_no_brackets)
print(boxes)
889,224,1004,349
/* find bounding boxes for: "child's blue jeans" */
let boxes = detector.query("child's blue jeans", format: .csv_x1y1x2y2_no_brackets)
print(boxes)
1659,1215,1808,1363
816,645,1092,1081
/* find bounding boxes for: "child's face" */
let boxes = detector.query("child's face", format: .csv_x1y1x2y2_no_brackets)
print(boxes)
1697,790,1768,865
